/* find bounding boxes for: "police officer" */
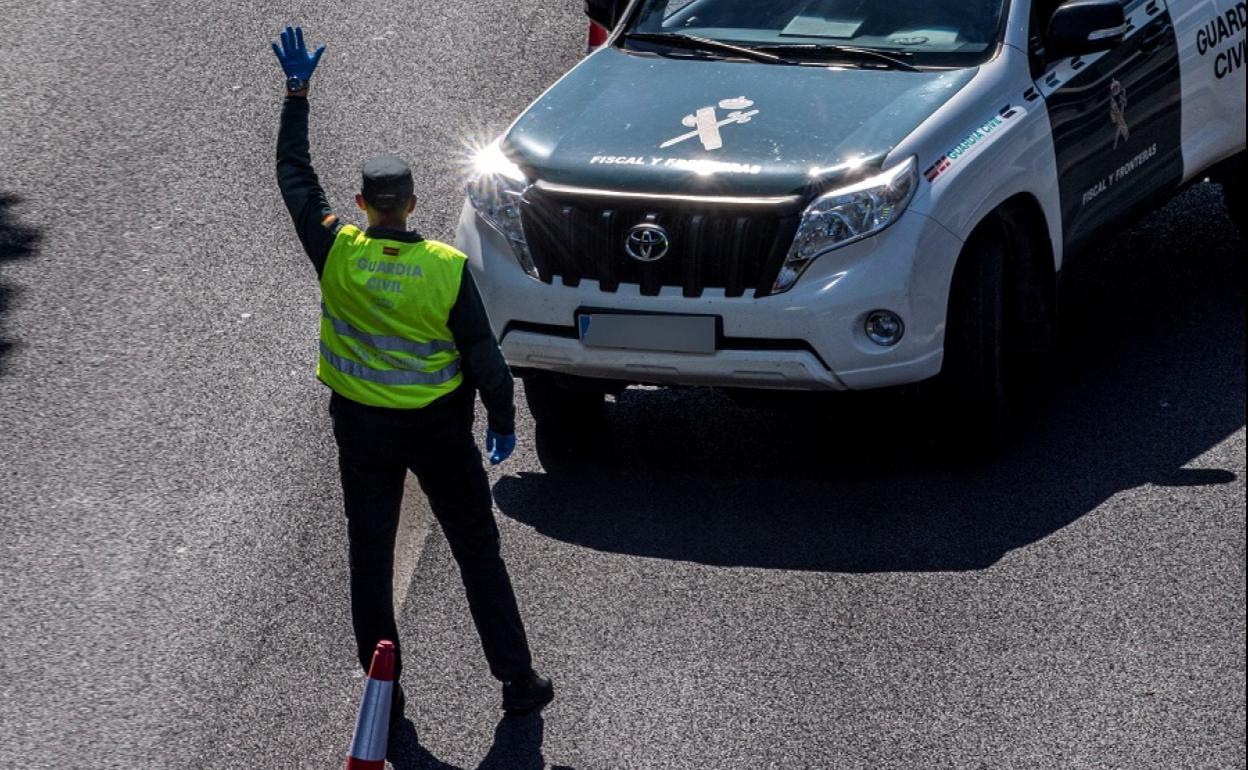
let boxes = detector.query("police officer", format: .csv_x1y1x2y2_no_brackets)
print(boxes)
271,25,554,723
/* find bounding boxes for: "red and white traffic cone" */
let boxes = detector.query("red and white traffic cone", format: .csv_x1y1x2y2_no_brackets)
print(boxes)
587,21,608,53
345,640,395,770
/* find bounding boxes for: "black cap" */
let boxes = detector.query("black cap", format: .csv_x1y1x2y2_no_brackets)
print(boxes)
360,155,415,209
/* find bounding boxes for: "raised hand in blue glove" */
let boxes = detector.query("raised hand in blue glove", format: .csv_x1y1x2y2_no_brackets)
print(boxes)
271,25,325,90
485,429,517,465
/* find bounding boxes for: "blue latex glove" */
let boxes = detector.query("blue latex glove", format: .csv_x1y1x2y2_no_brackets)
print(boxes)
271,25,325,82
485,430,517,465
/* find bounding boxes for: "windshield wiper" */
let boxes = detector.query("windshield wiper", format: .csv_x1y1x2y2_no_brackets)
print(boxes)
624,32,792,64
755,43,920,71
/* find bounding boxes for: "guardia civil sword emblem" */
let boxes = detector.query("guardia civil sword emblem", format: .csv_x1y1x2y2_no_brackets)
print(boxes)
661,96,759,151
1109,79,1130,149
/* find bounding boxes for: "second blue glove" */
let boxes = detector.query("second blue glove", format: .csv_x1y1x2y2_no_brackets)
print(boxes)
485,429,517,465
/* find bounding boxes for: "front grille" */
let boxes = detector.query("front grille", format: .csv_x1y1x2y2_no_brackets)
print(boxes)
519,186,802,298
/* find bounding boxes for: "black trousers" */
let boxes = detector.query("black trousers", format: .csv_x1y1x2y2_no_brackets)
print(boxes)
329,388,533,684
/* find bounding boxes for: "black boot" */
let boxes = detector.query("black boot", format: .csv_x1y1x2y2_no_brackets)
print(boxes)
501,671,554,714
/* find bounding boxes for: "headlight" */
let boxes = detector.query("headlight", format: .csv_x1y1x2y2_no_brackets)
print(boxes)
773,156,918,294
467,141,538,279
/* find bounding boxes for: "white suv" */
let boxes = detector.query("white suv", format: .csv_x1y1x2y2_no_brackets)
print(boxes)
457,0,1246,443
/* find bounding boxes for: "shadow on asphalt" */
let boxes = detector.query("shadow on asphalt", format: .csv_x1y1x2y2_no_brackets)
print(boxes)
0,193,40,375
493,185,1245,572
387,713,573,770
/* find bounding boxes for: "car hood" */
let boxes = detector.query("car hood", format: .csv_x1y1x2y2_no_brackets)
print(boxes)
504,47,976,198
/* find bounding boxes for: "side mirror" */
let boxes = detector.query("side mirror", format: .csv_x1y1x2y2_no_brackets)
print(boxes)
585,0,627,33
1046,0,1128,60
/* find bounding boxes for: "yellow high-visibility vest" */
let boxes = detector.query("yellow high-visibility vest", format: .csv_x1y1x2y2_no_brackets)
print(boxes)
317,224,465,408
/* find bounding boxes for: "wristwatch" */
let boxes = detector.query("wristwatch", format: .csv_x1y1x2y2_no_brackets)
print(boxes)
285,76,307,93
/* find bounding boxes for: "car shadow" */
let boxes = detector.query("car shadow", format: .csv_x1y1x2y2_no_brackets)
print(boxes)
387,713,575,770
0,193,40,375
492,184,1245,573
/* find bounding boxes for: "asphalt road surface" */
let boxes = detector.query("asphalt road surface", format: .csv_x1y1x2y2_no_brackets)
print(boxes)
0,2,1243,768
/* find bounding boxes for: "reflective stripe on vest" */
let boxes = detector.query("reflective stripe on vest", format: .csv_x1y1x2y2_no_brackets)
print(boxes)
321,304,457,359
318,341,461,386
317,225,466,409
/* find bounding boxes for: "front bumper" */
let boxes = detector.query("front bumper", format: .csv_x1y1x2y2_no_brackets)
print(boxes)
501,329,847,390
455,199,964,391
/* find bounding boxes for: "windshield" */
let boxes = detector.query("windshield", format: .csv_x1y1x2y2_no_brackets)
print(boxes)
626,0,1009,66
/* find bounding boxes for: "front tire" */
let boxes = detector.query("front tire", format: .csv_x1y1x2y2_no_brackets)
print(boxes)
521,372,607,468
930,224,1011,450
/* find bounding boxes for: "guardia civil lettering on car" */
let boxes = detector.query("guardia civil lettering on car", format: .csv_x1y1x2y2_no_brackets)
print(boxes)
458,0,1246,448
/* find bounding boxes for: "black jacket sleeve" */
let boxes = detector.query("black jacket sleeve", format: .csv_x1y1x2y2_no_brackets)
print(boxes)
276,95,338,277
447,267,515,435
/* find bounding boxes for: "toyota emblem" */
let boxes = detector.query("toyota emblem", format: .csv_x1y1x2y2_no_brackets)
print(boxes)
625,223,671,262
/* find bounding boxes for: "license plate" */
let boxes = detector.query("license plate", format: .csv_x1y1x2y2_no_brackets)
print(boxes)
577,313,717,355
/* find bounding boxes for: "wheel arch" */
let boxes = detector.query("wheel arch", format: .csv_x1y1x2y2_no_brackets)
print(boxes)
956,192,1059,355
